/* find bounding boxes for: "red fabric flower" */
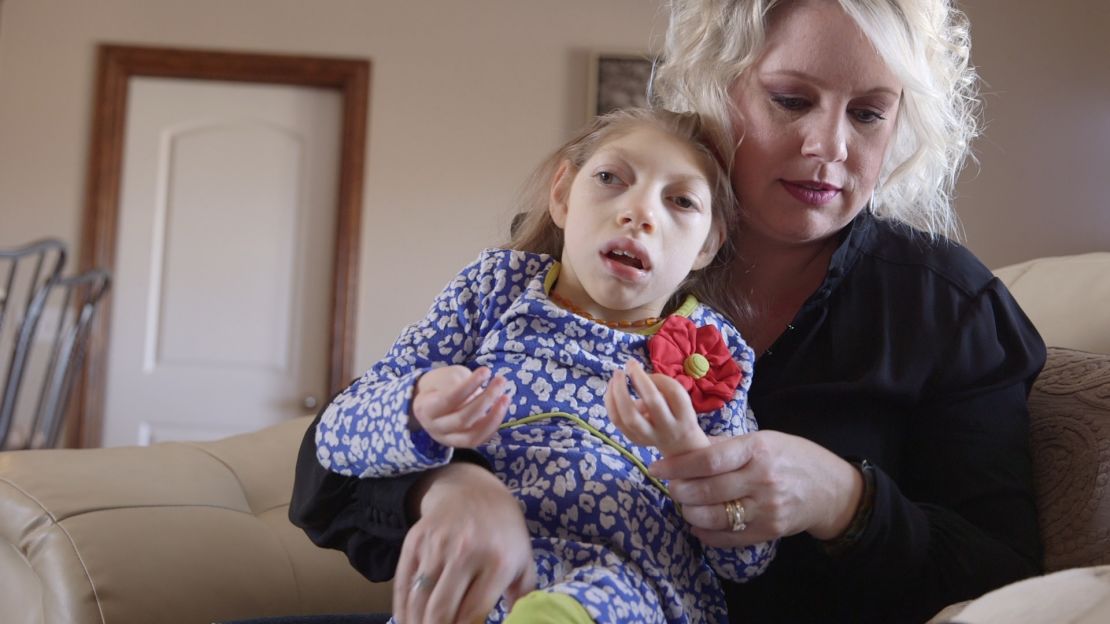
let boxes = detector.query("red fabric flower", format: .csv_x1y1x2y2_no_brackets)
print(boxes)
648,316,742,413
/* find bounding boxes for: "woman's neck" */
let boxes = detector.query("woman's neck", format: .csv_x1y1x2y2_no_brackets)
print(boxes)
730,234,839,355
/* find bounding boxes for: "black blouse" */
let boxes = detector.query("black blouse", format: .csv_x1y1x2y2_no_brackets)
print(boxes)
290,211,1046,624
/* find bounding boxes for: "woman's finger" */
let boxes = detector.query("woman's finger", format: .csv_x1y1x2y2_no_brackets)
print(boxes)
452,562,502,624
405,533,447,624
649,433,755,480
423,545,479,624
503,561,538,612
690,525,774,548
392,527,421,623
679,494,757,530
666,469,754,506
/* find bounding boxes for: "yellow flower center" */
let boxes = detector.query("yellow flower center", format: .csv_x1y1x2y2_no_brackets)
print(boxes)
683,353,710,380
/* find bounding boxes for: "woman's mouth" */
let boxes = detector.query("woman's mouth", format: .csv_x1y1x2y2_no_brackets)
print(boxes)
781,180,841,206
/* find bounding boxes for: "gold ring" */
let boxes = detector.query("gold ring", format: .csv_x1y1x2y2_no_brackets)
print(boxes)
724,499,747,532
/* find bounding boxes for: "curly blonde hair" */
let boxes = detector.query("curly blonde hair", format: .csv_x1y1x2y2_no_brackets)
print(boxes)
507,107,748,322
652,0,981,239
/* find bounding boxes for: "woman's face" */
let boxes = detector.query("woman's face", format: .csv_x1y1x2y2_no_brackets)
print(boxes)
729,0,902,248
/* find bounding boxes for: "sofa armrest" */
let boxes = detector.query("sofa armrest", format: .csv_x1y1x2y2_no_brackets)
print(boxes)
0,416,390,624
928,347,1110,623
1030,348,1110,572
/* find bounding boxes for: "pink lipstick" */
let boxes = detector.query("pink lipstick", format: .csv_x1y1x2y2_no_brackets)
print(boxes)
781,180,841,206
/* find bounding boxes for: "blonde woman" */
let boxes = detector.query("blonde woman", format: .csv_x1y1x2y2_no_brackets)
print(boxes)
291,1,1044,622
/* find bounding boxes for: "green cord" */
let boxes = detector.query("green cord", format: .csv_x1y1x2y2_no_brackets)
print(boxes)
499,411,671,499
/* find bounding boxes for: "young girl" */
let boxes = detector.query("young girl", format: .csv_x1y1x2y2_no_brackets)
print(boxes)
314,108,775,624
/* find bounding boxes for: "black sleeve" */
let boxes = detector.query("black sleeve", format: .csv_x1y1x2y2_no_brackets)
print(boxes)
289,404,492,583
832,278,1046,619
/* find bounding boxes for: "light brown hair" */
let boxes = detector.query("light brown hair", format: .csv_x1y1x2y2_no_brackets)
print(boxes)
506,107,748,324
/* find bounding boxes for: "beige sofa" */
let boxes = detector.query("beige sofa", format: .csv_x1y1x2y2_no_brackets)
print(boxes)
2,252,1108,624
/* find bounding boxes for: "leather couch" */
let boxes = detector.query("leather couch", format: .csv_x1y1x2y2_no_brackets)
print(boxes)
2,252,1108,624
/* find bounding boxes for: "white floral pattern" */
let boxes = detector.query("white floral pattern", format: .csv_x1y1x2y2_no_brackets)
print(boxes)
316,249,774,623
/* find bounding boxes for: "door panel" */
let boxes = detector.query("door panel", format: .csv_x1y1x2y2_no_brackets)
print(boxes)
101,77,341,447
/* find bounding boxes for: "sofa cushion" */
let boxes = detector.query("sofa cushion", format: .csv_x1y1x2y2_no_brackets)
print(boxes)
930,565,1110,624
994,252,1110,354
1030,347,1110,572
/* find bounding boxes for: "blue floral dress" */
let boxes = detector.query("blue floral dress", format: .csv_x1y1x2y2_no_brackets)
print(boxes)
316,249,775,623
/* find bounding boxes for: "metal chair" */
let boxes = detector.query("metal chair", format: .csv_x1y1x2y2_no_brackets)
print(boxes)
0,239,110,450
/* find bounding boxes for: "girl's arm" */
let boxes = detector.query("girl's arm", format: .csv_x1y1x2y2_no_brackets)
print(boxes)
314,249,520,479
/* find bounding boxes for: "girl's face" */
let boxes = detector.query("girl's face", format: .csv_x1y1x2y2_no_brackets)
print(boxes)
548,125,722,323
729,0,902,248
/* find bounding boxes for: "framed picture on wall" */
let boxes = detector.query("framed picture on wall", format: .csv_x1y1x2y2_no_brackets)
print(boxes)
587,52,655,117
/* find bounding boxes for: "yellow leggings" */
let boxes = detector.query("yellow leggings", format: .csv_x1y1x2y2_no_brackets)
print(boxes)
503,590,594,624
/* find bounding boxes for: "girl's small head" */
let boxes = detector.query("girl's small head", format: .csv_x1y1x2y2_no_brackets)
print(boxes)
510,108,743,323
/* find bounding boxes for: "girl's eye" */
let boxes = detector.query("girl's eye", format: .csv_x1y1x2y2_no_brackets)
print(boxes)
771,95,809,111
851,108,888,124
594,170,623,185
671,195,698,210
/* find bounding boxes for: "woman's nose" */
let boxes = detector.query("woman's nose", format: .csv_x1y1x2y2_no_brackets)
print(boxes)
801,112,848,163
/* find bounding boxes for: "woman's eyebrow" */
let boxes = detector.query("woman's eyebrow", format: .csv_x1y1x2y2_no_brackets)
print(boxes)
762,69,901,99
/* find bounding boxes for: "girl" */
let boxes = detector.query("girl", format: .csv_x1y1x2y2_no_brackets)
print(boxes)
314,108,775,624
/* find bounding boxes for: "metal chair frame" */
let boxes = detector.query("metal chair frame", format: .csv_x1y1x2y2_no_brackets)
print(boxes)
0,239,110,450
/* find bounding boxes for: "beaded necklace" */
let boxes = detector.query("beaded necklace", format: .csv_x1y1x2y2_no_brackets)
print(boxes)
548,290,662,329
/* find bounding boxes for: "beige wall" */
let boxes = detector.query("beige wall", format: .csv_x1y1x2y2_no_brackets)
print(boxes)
0,0,1106,370
0,0,668,368
958,0,1110,268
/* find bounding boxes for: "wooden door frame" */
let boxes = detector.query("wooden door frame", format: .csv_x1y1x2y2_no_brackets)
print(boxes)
73,44,369,448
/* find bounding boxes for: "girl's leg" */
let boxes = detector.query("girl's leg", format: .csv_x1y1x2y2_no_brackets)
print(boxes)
505,591,593,624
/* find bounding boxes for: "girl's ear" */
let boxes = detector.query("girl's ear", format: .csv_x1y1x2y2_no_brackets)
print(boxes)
548,160,574,229
692,222,726,270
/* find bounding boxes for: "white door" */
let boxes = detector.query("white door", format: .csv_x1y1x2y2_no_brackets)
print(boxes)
100,77,341,447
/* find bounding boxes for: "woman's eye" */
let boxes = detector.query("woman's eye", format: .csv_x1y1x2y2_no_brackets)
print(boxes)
851,108,888,124
771,95,809,111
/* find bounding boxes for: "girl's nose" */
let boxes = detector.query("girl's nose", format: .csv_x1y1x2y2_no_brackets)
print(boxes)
619,197,656,233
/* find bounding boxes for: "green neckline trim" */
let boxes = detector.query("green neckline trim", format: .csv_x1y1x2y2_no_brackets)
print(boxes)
499,411,671,499
542,261,699,336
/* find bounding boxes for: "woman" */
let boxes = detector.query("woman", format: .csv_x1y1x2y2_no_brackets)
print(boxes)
291,1,1045,622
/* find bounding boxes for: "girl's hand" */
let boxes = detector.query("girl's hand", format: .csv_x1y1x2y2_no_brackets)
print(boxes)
606,359,710,456
394,462,537,624
648,431,864,546
411,366,509,448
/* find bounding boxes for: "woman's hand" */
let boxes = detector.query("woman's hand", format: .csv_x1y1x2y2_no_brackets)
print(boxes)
394,462,537,624
411,365,509,448
649,431,864,546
